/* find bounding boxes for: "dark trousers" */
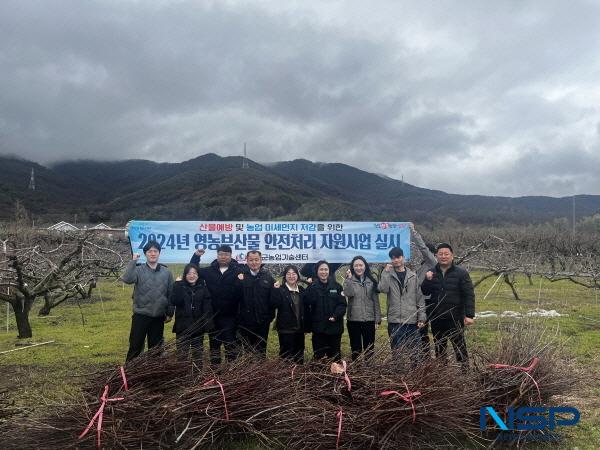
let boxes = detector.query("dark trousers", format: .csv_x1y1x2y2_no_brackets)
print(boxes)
346,320,375,360
126,313,165,361
278,332,305,364
238,322,271,356
312,333,342,361
176,333,204,363
388,323,420,350
430,318,468,364
209,315,237,364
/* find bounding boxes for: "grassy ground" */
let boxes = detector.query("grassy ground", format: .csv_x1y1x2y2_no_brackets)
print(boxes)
1,270,599,448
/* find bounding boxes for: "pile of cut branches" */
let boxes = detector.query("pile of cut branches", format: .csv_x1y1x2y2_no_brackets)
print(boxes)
2,325,575,449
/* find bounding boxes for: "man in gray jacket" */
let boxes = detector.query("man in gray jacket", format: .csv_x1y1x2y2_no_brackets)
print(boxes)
378,247,426,353
122,240,174,361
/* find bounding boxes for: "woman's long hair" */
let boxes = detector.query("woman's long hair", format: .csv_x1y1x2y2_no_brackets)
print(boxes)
349,255,379,291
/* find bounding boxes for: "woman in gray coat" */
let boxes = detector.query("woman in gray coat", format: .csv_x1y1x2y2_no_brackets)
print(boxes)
343,256,381,360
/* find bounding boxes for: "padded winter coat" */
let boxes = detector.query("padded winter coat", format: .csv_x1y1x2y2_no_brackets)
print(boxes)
343,276,381,323
420,263,475,321
122,260,174,318
304,279,347,335
169,280,214,335
378,267,426,324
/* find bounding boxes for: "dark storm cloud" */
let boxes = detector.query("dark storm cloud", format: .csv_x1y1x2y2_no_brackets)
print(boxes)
0,0,599,196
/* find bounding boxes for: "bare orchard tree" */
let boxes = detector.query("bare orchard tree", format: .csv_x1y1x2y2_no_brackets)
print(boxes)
0,228,125,339
419,223,600,300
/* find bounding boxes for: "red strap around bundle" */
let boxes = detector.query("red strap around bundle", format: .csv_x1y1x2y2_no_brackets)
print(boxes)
341,360,352,392
489,356,539,372
120,366,129,391
336,407,344,450
78,384,125,448
203,378,230,421
489,357,541,402
380,381,422,424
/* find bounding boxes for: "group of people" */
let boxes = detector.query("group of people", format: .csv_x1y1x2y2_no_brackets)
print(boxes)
121,225,476,367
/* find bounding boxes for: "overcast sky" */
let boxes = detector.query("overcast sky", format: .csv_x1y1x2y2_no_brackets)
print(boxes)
1,1,599,197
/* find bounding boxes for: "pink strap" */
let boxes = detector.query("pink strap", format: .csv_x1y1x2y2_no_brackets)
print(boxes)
489,357,541,401
120,366,129,392
336,407,343,450
380,381,422,424
203,378,230,421
79,385,124,448
489,357,539,372
341,360,352,392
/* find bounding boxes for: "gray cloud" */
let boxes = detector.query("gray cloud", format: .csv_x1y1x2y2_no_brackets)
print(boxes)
1,0,599,196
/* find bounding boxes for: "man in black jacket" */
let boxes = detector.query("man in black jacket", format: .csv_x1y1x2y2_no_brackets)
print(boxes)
237,250,277,356
191,245,242,364
420,243,475,366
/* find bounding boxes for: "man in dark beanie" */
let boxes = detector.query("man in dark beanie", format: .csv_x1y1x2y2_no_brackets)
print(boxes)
191,244,242,364
122,240,174,361
420,243,475,367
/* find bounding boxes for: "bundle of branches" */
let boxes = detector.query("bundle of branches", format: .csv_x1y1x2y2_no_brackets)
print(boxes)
472,323,576,445
1,324,575,449
1,344,484,449
474,323,574,407
282,354,484,449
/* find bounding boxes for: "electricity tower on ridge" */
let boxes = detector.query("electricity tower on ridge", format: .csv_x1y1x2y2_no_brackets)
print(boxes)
242,143,249,169
28,168,35,191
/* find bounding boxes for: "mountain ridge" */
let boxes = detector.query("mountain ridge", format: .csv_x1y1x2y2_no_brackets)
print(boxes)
1,154,598,225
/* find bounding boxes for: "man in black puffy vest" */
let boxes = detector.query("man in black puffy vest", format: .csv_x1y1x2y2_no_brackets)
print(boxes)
420,243,475,366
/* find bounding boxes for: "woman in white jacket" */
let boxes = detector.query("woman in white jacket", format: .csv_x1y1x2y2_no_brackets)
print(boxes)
343,256,381,360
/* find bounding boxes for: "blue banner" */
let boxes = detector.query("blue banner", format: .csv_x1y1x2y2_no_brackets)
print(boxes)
127,220,411,264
